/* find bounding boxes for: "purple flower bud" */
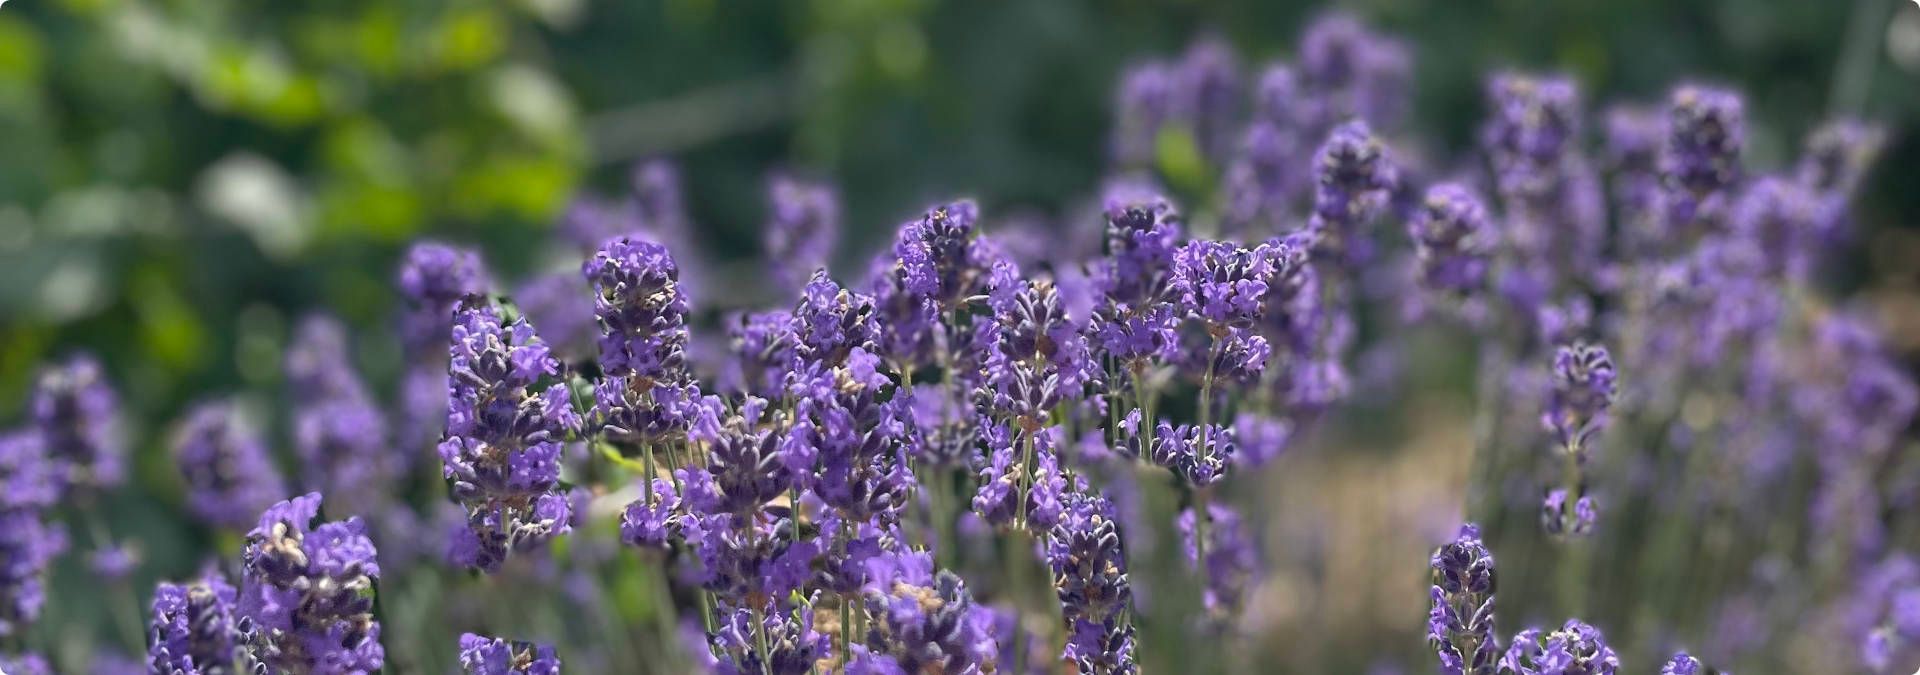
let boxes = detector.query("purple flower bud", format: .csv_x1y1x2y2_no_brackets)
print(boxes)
1173,240,1279,330
1660,652,1702,675
398,242,491,357
1047,492,1133,627
458,633,561,674
892,200,983,308
1307,120,1397,265
721,310,798,400
1541,489,1597,537
1177,503,1259,617
585,237,691,383
708,601,826,675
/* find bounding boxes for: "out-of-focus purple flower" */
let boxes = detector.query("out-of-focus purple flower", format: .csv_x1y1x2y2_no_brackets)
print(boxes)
1429,524,1496,675
721,310,797,400
620,478,683,551
172,402,288,531
1543,342,1617,450
1661,85,1745,230
0,654,50,675
147,570,238,674
1408,183,1495,298
1231,412,1293,470
89,543,137,581
1481,74,1606,289
1541,489,1597,538
1660,652,1702,675
0,501,62,638
516,271,599,360
287,315,398,512
1298,12,1411,131
1113,62,1177,168
458,633,561,675
1094,182,1182,309
1177,503,1258,618
1606,105,1667,256
1730,176,1821,282
858,550,999,673
1175,36,1241,162
440,300,578,572
764,175,841,295
237,493,384,673
398,242,491,358
1306,120,1397,266
29,353,122,494
1498,619,1619,674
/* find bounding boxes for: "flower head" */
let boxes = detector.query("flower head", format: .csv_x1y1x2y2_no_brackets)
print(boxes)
237,493,384,673
29,353,122,493
765,176,841,294
458,633,561,675
173,402,288,531
147,570,238,675
1498,619,1619,675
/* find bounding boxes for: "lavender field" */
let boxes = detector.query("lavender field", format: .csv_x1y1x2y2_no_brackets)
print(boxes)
1,2,1918,674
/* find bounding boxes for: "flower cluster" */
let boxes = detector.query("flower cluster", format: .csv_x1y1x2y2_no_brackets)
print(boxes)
458,633,562,675
237,493,384,672
172,402,288,531
147,570,237,674
1429,524,1498,675
28,354,122,495
1499,619,1619,674
440,300,579,571
0,432,64,640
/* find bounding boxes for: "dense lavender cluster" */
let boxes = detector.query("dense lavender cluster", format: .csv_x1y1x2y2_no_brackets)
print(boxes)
1,11,1909,675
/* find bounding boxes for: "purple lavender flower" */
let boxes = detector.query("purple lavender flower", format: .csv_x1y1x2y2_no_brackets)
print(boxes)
1542,342,1617,450
1048,492,1133,626
1223,118,1301,239
1409,183,1495,298
792,271,880,371
90,543,137,581
708,602,826,675
1730,176,1821,282
619,478,683,551
1661,85,1745,230
980,271,1096,427
972,423,1068,532
1480,74,1606,287
440,300,578,572
685,396,796,518
0,433,63,640
585,236,691,383
172,402,288,531
1143,421,1235,488
28,353,122,494
1063,616,1138,675
858,550,999,673
764,175,841,295
1498,619,1619,674
1298,12,1411,130
1173,239,1279,330
790,350,917,524
1429,524,1497,675
1094,182,1182,309
458,633,561,675
1177,503,1258,618
0,654,50,675
1231,412,1293,470
1540,489,1596,538
1306,120,1397,266
1113,62,1177,168
1175,36,1242,162
1659,652,1702,675
147,570,238,674
891,200,986,310
720,310,797,400
287,315,397,511
399,242,491,358
237,493,384,673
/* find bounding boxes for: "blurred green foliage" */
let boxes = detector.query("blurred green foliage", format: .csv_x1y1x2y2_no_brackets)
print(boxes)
0,0,1914,669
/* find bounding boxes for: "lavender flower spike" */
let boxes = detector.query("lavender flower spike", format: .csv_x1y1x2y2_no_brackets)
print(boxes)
0,432,64,639
440,299,579,572
858,550,1000,673
1661,84,1745,229
29,353,122,494
1409,183,1495,298
1307,120,1397,266
172,402,288,531
237,493,384,673
1429,524,1497,675
1543,342,1617,451
764,175,841,295
459,633,562,675
1498,619,1619,674
147,570,238,674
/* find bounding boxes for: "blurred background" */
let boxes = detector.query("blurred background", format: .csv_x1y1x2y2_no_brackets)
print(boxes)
0,0,1916,671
